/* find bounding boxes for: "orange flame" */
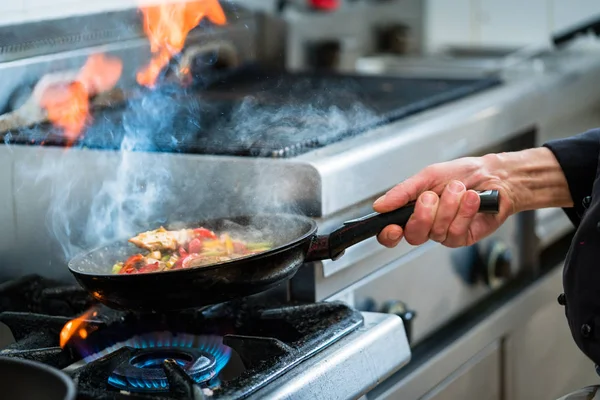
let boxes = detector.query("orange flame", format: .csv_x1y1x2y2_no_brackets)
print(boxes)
40,53,123,144
59,308,99,348
137,0,227,88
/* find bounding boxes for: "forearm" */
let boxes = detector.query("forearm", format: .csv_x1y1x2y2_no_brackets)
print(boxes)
485,147,573,212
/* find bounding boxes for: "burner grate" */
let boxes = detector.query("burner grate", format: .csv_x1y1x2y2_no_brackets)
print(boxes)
0,276,363,399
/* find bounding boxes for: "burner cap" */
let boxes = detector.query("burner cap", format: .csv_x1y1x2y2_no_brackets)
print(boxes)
109,347,217,392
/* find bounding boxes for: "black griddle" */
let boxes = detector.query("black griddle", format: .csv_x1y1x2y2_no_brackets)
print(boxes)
5,66,502,158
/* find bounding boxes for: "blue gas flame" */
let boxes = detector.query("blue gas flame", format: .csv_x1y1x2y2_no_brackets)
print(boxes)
81,332,230,392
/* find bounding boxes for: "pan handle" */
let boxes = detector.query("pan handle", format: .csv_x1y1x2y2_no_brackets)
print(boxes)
305,190,499,262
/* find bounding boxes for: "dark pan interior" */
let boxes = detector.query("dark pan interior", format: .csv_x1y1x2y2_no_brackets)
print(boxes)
0,357,76,400
68,214,317,276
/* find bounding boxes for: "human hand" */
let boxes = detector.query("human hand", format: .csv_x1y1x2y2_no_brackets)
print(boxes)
373,154,518,248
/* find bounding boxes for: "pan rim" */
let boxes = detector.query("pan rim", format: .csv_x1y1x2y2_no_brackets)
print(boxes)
68,213,319,278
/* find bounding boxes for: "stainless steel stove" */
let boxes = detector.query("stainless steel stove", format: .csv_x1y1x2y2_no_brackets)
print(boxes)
0,275,410,400
2,1,600,400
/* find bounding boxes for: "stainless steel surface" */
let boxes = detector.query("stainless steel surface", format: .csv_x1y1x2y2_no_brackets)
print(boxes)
505,283,597,400
247,312,410,400
283,0,423,72
536,208,575,249
421,341,501,400
0,7,258,115
328,214,522,344
355,54,540,79
366,262,584,400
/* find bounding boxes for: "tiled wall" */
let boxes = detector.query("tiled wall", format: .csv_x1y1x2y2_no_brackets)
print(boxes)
426,0,600,52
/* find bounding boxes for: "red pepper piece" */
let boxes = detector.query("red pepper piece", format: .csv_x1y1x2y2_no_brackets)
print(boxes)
233,241,247,253
172,257,185,269
193,228,217,239
119,265,137,274
138,263,160,273
179,247,188,257
188,238,202,254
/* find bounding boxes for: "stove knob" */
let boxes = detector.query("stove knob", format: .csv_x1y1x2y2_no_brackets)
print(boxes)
483,240,513,289
380,300,416,344
356,297,377,312
451,244,482,285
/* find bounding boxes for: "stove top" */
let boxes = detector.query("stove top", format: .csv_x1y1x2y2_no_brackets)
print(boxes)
0,275,364,399
5,66,502,158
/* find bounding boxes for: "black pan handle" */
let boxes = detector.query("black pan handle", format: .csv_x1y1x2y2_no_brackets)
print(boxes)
305,190,499,262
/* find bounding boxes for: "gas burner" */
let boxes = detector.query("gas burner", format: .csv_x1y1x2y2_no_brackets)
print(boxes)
79,332,231,393
0,279,364,400
111,347,216,392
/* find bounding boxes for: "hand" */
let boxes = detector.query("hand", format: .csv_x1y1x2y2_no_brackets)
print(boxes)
373,154,518,248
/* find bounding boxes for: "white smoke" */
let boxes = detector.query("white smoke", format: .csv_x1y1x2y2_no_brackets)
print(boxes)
8,68,379,274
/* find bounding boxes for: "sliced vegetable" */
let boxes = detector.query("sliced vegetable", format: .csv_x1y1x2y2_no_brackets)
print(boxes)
115,226,274,275
246,242,273,250
188,238,203,254
179,247,188,257
194,228,218,239
138,262,160,273
223,234,234,255
112,262,123,274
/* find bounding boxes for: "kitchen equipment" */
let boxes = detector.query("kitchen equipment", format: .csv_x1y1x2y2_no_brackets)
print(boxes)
0,356,76,400
0,275,410,400
6,66,502,158
69,191,499,311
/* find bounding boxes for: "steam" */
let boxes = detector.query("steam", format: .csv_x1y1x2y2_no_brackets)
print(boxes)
9,70,378,268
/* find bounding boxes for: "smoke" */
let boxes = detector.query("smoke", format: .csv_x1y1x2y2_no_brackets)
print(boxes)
7,66,379,272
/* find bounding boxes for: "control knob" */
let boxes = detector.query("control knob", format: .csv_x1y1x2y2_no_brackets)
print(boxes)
451,240,513,288
483,240,513,289
380,300,416,344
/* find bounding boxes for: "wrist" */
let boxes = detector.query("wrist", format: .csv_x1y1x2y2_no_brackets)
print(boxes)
483,147,573,213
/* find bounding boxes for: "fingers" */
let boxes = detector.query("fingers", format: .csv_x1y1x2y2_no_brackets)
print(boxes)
373,168,436,213
403,191,439,246
443,190,481,247
378,183,481,248
429,181,466,243
377,225,404,248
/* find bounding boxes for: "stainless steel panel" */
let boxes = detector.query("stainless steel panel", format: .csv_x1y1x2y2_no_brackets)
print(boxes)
3,146,321,280
284,1,423,72
421,342,501,400
368,263,567,400
0,10,258,113
0,151,15,256
331,215,521,343
247,312,411,400
505,278,598,400
536,208,574,249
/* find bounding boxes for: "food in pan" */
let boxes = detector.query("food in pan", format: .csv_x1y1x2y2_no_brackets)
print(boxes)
112,226,272,274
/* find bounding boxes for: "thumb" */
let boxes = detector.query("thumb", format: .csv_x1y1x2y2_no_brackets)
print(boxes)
373,170,436,213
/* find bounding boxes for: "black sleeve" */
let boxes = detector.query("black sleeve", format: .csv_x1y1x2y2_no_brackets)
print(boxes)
543,128,600,226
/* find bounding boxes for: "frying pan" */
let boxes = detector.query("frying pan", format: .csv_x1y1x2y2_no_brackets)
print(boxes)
0,357,76,400
69,190,499,312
